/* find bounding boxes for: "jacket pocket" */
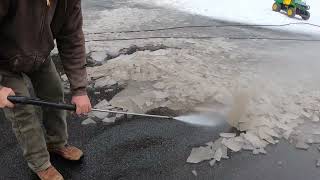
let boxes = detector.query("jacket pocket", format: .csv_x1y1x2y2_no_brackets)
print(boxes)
9,54,48,73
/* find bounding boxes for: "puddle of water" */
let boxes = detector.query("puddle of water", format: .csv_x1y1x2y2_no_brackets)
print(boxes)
174,112,226,127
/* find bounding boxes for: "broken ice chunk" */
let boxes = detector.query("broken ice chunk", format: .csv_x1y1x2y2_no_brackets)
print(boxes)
206,142,214,147
153,82,166,89
192,170,198,176
214,148,223,162
312,114,320,122
221,138,242,152
262,126,280,138
220,133,236,138
145,101,153,107
282,113,300,121
265,136,276,145
209,159,216,167
208,138,223,151
258,127,270,140
253,148,259,155
283,129,293,140
221,145,229,159
258,148,267,154
301,111,312,119
115,113,125,120
94,77,117,89
316,159,320,168
243,132,267,148
234,136,245,142
153,91,169,99
258,127,277,144
81,118,96,125
93,111,109,119
274,121,291,131
242,144,254,151
312,129,320,135
88,112,95,118
94,99,111,109
187,146,215,163
295,141,310,150
295,118,305,125
102,117,116,125
306,138,314,144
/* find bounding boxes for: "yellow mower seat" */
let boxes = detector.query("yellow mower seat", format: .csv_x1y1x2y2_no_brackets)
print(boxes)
283,0,292,5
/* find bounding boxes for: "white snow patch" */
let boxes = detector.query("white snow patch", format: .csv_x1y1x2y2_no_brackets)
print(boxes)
136,0,320,36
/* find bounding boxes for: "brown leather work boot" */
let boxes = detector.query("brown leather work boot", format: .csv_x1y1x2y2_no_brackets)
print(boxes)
37,166,64,180
48,145,84,161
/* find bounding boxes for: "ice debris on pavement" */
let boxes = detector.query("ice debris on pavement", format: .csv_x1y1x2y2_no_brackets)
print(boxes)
81,118,96,125
316,159,320,168
83,36,320,168
187,85,320,167
192,170,198,177
187,146,215,163
92,111,109,119
102,117,116,124
312,114,320,122
209,159,216,167
94,77,117,89
295,141,310,150
94,99,111,109
87,99,128,125
220,133,236,138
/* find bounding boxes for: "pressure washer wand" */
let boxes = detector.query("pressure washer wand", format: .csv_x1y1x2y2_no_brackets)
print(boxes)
7,96,174,119
91,108,173,119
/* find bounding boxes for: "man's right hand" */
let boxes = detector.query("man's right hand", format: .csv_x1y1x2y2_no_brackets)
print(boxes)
0,87,15,108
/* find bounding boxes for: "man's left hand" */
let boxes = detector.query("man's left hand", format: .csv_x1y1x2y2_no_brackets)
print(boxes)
71,95,92,115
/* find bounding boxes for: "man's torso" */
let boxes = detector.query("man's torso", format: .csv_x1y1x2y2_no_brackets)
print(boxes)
0,0,66,72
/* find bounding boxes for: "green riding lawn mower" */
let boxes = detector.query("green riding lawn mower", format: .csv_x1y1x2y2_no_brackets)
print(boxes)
272,0,310,20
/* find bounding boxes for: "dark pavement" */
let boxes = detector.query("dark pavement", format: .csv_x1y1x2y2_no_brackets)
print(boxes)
1,110,320,180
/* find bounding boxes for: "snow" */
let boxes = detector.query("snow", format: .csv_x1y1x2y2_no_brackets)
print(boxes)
137,0,320,36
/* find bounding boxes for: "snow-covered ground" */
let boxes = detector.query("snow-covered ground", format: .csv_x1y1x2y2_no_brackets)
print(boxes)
137,0,320,36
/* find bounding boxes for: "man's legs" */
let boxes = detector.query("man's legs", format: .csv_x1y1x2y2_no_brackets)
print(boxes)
0,71,51,172
28,59,68,149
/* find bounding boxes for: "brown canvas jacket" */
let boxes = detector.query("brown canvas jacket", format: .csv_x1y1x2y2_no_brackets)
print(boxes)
0,0,87,96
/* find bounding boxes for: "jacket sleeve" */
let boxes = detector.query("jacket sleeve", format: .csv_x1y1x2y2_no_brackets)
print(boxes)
0,0,10,24
0,1,10,90
56,0,88,96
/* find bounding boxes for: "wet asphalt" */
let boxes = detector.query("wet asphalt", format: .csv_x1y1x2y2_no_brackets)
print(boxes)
1,110,320,180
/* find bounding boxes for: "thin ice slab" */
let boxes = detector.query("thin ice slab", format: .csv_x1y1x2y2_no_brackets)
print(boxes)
222,138,242,152
93,111,109,119
220,133,236,138
187,146,215,163
192,170,198,176
316,159,320,168
81,118,96,125
94,99,111,109
102,117,116,125
295,141,310,150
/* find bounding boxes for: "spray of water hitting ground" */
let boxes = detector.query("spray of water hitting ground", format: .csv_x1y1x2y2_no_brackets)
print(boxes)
184,42,320,166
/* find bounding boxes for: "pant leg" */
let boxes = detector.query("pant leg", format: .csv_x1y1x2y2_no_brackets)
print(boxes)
0,71,51,172
28,58,68,149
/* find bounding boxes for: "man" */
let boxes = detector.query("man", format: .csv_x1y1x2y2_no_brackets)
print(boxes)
0,0,91,179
